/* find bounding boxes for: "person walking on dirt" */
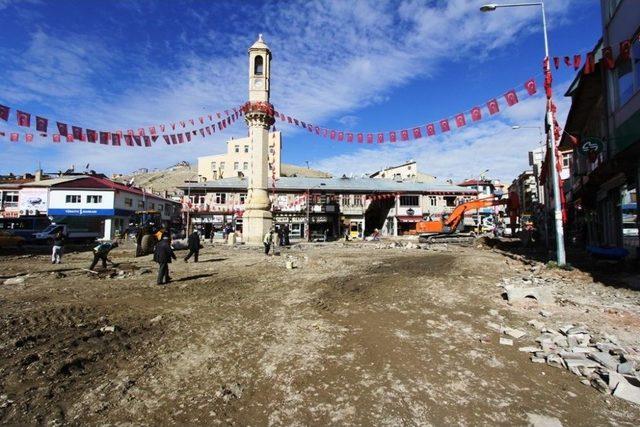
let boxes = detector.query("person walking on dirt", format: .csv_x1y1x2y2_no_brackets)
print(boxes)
89,241,118,271
154,233,176,285
184,230,201,263
283,224,290,246
51,231,64,264
263,229,273,255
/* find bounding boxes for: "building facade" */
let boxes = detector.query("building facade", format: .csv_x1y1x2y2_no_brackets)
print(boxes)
559,1,639,256
179,176,477,240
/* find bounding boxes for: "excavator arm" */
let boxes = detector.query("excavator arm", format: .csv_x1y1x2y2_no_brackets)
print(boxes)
443,198,508,231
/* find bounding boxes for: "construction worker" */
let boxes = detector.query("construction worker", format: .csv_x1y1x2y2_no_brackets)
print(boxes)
89,241,118,271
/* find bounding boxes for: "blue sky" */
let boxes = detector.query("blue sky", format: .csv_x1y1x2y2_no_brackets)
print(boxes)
0,0,601,183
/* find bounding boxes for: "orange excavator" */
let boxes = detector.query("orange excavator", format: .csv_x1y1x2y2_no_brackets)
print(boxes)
416,192,520,242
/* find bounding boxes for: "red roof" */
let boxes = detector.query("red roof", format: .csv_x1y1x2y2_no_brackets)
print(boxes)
52,176,176,203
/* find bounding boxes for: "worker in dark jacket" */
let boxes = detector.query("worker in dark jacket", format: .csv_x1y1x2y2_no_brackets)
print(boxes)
154,233,176,285
184,230,201,263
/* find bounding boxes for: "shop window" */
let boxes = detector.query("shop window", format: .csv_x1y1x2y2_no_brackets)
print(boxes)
399,195,419,206
66,195,81,204
444,196,457,207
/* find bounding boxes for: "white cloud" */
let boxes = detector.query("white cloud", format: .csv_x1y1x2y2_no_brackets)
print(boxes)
0,0,587,176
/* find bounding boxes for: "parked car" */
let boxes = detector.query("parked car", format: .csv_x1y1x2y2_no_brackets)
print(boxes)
0,231,26,248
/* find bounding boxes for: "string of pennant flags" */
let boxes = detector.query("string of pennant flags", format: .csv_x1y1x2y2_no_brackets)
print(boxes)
0,104,245,146
2,33,636,149
273,77,540,143
551,34,640,74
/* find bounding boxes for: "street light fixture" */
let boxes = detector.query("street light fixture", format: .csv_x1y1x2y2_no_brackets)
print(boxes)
481,1,566,266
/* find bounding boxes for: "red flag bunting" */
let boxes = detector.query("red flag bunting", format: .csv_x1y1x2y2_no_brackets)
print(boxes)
66,134,74,143
357,133,363,143
439,119,450,132
99,132,110,145
144,136,152,147
25,133,33,143
330,130,336,140
124,135,134,146
524,79,537,96
87,129,97,143
199,117,204,124
199,128,205,137
619,40,631,62
52,134,61,143
72,126,84,141
389,131,397,143
36,116,48,133
564,56,571,67
189,119,195,126
470,107,482,122
16,110,31,127
455,114,466,128
177,134,184,144
377,133,384,143
553,57,560,69
0,104,9,121
57,122,68,137
573,55,582,70
346,133,353,143
366,133,373,143
504,89,519,106
138,128,145,136
401,130,409,141
163,135,170,144
206,126,212,135
602,46,615,69
10,133,18,142
134,136,142,146
412,127,422,139
170,135,178,144
426,123,436,136
186,132,192,142
149,126,157,135
112,133,121,146
337,131,344,141
487,99,500,115
584,51,596,75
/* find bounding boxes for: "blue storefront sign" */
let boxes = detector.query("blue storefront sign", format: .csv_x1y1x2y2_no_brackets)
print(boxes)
48,208,115,216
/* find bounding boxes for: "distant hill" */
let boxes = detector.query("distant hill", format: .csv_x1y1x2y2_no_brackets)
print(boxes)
113,162,331,195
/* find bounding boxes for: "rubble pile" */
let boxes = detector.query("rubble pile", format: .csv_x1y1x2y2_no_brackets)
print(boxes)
494,275,640,406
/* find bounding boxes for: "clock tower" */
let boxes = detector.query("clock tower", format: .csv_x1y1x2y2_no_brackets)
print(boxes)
243,34,275,245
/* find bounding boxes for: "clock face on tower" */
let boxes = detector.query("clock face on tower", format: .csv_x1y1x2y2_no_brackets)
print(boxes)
253,78,263,89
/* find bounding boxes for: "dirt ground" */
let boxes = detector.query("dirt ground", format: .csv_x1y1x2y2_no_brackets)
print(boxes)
1,241,639,425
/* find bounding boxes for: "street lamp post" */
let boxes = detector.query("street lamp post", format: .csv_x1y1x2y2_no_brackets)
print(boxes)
481,1,566,265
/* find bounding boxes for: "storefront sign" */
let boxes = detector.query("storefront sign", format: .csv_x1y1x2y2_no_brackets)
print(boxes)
578,137,603,156
48,208,115,216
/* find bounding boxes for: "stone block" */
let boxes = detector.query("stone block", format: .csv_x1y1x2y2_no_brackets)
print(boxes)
499,337,513,346
613,377,640,404
589,352,620,371
505,286,553,305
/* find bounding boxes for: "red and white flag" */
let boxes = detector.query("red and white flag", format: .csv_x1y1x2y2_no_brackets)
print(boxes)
471,107,482,122
412,127,422,139
524,79,537,96
189,119,195,126
52,134,61,143
389,131,397,143
455,114,466,128
377,133,384,143
366,133,373,143
160,124,166,132
199,117,204,124
487,99,500,115
0,104,9,121
149,126,157,135
138,128,146,136
87,129,97,143
357,133,363,143
504,89,519,106
426,123,436,136
346,133,354,143
25,133,34,142
99,132,110,145
112,133,122,146
66,134,74,142
330,130,336,140
36,116,48,133
17,110,31,127
439,119,450,132
337,131,344,141
10,133,19,142
401,130,409,141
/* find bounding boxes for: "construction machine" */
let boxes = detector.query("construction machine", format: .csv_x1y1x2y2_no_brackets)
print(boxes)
128,210,165,257
416,193,520,243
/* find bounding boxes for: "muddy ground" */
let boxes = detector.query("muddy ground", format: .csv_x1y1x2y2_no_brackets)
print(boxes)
0,241,639,425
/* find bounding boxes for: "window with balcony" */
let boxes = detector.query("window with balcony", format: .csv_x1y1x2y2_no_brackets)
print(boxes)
66,195,81,204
